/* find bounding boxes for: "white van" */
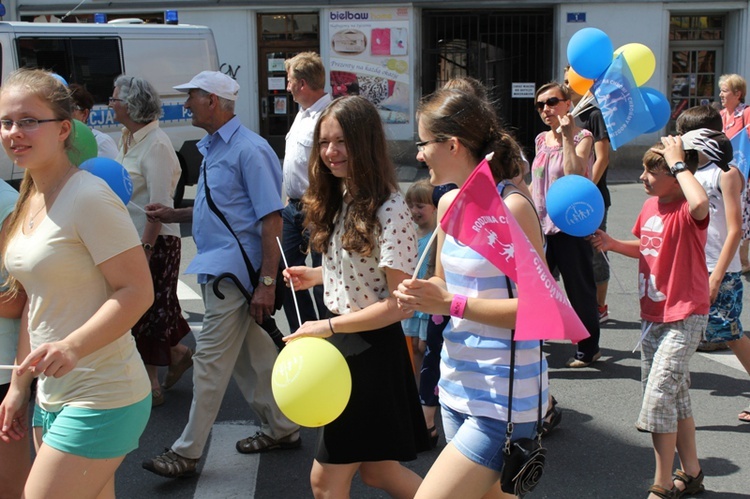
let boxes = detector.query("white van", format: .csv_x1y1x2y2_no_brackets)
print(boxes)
0,21,220,203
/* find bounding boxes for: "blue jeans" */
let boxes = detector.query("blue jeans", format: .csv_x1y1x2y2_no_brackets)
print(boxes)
282,201,325,332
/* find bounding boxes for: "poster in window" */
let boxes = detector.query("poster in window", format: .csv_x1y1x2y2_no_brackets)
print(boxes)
274,96,287,115
329,7,411,124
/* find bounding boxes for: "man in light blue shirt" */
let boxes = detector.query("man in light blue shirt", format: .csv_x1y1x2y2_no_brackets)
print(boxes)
142,71,300,479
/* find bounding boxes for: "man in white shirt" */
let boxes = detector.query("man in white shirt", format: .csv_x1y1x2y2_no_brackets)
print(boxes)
282,52,331,331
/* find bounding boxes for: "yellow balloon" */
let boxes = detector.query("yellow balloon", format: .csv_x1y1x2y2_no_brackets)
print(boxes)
272,337,352,427
614,43,656,86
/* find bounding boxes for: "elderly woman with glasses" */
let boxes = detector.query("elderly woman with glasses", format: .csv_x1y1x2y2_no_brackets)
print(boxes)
530,81,601,369
110,75,193,407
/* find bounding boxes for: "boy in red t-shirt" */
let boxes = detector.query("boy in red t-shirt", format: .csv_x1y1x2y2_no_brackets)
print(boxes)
592,136,709,499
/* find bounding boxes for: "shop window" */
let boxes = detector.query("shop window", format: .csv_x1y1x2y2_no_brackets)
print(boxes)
260,14,319,43
670,15,723,41
667,15,724,133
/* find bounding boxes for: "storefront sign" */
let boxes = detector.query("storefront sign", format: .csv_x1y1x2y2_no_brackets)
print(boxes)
512,83,536,98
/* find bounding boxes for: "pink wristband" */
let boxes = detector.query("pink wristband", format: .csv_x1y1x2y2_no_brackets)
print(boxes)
450,294,468,318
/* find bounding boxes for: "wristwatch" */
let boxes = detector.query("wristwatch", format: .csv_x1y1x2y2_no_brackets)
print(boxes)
669,161,688,176
142,242,154,252
260,275,276,286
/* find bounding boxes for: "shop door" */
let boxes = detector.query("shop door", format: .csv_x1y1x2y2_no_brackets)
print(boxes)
257,13,320,157
667,14,724,133
668,47,722,134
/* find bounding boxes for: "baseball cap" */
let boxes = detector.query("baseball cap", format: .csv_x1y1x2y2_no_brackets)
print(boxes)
174,71,240,101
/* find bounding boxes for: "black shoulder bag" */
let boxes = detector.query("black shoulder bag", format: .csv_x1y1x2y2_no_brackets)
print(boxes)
202,163,286,350
500,275,547,497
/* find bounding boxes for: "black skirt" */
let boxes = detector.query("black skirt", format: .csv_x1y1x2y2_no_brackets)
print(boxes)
316,321,431,464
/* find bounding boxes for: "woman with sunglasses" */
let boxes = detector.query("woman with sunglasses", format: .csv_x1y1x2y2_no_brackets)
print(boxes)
530,82,600,369
0,69,153,499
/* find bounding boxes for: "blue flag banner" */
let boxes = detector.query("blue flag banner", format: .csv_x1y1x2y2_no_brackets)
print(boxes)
730,127,750,180
592,54,654,150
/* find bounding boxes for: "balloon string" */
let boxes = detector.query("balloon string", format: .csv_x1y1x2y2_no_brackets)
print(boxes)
633,321,652,353
412,227,440,280
276,236,302,329
599,250,626,293
571,91,598,117
556,92,597,133
128,202,146,213
0,365,94,372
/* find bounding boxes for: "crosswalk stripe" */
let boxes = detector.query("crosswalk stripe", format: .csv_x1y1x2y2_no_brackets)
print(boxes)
178,279,202,301
699,350,744,372
193,423,260,499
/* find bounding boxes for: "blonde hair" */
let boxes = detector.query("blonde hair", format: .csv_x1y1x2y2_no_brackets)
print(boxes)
285,52,326,91
405,178,434,206
0,69,74,294
719,74,746,103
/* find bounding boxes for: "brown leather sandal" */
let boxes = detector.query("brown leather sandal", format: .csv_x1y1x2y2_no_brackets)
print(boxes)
673,469,705,497
235,431,301,454
647,484,677,498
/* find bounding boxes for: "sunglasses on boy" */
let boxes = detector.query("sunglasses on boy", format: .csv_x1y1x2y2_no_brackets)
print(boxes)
535,97,565,111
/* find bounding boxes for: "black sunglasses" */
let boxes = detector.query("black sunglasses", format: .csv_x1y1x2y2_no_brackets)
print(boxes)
535,97,564,110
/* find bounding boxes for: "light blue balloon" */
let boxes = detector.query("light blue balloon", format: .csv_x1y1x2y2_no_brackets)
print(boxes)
546,175,605,237
79,158,133,205
640,87,671,134
567,28,614,80
51,73,68,87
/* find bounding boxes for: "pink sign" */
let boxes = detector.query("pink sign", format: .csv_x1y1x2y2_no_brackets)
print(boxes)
440,159,590,343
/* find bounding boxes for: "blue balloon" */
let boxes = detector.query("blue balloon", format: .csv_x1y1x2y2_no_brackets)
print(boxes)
546,175,605,237
79,158,133,205
640,87,671,134
567,28,614,80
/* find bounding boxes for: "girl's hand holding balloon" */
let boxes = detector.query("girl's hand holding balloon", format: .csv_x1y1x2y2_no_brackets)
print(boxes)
283,319,333,342
395,278,451,316
17,340,79,378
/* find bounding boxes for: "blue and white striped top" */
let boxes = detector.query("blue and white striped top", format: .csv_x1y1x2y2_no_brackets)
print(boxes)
439,234,549,423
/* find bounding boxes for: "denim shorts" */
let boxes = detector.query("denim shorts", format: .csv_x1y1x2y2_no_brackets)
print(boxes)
441,403,538,473
34,396,151,459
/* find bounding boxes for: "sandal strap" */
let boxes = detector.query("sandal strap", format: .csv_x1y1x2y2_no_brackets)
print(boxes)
238,432,275,451
648,484,676,499
672,469,704,495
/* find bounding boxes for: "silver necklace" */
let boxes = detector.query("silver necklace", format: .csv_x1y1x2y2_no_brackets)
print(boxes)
28,165,73,229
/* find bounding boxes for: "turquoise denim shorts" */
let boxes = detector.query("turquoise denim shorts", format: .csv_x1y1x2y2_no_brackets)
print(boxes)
34,396,150,459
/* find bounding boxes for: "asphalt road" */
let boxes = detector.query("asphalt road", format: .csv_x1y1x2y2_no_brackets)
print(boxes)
115,182,750,498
